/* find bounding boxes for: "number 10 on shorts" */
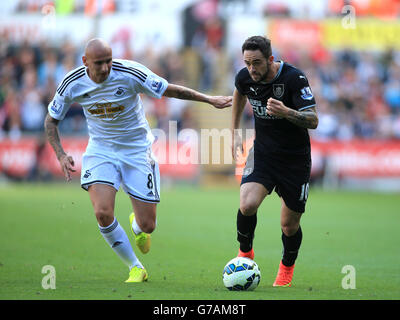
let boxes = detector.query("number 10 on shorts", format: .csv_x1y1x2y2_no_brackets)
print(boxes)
299,183,309,202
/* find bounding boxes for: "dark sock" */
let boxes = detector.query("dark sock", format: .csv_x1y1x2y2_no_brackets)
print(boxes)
236,209,257,252
281,226,303,267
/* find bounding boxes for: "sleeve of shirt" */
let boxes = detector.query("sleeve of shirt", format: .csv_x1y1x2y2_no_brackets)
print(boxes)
47,91,72,121
290,71,316,111
234,70,246,96
123,60,169,99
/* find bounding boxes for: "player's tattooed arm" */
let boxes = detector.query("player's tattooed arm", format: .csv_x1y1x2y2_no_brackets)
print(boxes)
266,98,318,129
285,107,319,129
44,114,66,160
44,113,76,181
163,84,232,109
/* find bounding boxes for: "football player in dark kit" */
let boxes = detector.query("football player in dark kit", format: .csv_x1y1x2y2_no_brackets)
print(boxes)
231,36,318,287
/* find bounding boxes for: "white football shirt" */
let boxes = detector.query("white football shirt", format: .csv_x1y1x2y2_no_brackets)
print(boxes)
48,59,169,150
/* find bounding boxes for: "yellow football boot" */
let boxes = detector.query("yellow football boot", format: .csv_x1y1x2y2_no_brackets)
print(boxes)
125,266,148,283
129,212,151,254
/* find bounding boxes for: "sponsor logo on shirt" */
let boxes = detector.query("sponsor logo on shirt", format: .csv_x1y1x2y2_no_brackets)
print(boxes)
87,100,125,119
249,98,282,120
250,87,259,95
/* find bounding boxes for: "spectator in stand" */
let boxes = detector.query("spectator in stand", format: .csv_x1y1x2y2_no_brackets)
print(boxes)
20,65,46,132
384,62,400,115
0,85,21,140
37,49,64,87
1,31,400,141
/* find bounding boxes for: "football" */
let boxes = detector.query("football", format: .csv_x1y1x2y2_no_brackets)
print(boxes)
222,257,261,291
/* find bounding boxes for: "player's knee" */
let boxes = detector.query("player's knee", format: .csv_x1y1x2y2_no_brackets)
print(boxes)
94,206,114,226
281,223,300,237
240,200,258,216
139,220,156,234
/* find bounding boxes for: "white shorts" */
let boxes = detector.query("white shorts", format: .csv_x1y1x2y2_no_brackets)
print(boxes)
81,146,160,203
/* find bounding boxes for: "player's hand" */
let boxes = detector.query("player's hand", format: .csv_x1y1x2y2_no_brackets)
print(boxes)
58,154,76,182
209,96,233,109
232,129,244,161
266,98,288,118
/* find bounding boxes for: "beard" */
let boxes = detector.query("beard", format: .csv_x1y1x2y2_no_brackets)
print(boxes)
250,64,270,83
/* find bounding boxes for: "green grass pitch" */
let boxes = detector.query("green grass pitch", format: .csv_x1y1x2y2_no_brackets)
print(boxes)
0,182,399,300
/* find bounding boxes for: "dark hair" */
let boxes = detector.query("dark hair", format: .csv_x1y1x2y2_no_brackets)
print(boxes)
242,36,272,59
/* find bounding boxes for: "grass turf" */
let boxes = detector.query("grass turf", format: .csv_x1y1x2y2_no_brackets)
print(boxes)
0,183,399,300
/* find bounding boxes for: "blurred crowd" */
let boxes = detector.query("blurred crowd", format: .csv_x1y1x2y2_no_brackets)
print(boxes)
1,35,400,141
0,36,200,139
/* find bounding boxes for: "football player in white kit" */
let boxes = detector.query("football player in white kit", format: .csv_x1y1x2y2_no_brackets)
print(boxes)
44,38,232,282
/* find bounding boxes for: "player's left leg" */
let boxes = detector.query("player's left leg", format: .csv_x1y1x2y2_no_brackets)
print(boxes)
273,198,303,287
128,198,156,254
119,147,160,257
87,183,147,282
272,152,310,287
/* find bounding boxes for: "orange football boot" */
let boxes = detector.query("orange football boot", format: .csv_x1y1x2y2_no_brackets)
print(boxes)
237,248,254,260
273,261,295,287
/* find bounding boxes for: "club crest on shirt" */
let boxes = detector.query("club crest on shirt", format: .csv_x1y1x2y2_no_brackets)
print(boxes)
273,84,284,98
114,87,126,97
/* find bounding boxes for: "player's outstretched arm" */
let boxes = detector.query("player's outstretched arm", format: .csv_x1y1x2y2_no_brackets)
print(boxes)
231,89,247,160
163,84,232,109
266,98,318,129
44,113,76,181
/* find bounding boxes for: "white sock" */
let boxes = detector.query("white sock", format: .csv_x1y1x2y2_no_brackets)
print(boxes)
99,218,142,270
131,216,143,235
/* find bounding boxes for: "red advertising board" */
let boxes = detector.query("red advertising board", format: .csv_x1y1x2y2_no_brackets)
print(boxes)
235,139,400,179
2,138,400,180
268,20,322,50
0,137,198,179
311,139,400,177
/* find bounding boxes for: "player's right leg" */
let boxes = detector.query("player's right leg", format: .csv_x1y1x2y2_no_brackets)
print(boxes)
81,150,147,282
87,184,147,282
236,146,271,259
237,182,269,259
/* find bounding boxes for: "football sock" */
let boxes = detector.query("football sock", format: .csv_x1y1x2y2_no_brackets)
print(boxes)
131,216,143,235
281,225,303,267
236,209,257,253
99,218,142,269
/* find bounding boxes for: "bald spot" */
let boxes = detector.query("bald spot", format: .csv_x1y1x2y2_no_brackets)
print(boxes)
84,38,112,59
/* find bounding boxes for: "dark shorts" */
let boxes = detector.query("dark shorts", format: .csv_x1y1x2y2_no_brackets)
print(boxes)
241,146,311,213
